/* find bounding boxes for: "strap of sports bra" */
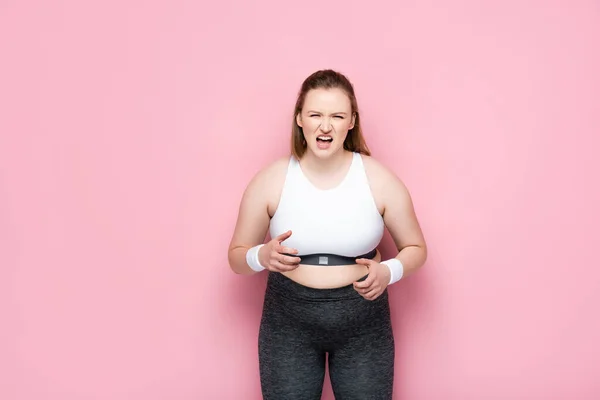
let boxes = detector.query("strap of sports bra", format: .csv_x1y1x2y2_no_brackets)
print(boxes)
285,248,378,266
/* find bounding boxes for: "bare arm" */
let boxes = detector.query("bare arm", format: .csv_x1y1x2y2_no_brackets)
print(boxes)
228,157,301,274
352,157,427,299
364,156,428,277
381,172,428,279
227,169,272,275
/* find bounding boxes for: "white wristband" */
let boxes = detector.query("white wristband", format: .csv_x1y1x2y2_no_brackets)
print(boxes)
381,258,404,285
246,244,266,272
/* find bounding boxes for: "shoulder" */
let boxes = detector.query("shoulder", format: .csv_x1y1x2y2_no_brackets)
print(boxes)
251,155,290,186
360,154,406,190
244,155,291,197
359,154,412,206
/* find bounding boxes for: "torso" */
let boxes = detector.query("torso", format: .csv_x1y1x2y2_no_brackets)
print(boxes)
266,151,386,289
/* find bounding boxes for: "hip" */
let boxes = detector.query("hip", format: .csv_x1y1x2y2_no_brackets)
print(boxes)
261,271,392,336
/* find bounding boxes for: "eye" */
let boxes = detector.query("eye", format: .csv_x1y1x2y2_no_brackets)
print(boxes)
333,116,344,119
309,114,320,117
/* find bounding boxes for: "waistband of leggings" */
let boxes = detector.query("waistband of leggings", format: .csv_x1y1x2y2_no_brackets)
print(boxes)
266,271,368,301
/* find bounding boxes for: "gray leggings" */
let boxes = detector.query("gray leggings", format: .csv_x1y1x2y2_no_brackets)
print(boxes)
258,272,395,400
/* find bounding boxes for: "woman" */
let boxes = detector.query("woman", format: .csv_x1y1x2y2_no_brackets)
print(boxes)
228,69,427,400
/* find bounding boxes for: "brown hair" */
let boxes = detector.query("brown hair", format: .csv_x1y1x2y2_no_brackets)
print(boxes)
291,69,371,159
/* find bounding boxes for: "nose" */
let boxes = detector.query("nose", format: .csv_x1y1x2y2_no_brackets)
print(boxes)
320,118,332,132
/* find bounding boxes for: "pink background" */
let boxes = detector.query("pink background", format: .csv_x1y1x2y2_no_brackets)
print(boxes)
1,1,599,399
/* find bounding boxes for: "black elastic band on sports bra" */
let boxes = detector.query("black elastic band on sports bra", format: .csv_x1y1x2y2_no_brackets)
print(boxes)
286,248,378,266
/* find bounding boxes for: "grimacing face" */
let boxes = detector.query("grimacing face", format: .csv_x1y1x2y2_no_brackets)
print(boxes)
296,87,355,158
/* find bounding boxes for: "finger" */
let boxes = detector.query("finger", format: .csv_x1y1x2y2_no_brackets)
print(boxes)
275,230,293,243
279,253,302,265
269,260,299,272
357,283,379,298
356,283,379,296
355,258,373,266
277,245,299,256
363,288,380,301
280,246,298,254
356,287,375,300
354,273,377,289
270,249,300,265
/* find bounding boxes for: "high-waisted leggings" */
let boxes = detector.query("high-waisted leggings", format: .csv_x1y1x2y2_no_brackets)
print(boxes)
258,271,395,400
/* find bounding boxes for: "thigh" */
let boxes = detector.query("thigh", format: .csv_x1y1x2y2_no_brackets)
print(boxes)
328,296,395,400
258,297,326,400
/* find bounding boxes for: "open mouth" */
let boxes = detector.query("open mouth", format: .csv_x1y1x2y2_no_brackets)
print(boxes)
316,135,333,143
316,135,333,149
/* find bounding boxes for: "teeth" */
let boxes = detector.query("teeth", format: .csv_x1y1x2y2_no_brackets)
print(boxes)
318,136,332,141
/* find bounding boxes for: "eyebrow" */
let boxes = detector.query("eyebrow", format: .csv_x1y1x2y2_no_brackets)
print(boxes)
306,110,348,115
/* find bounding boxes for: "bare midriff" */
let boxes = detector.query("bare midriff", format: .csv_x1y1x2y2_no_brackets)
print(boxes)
280,249,382,289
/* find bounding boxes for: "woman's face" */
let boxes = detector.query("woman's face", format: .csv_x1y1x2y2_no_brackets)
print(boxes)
296,88,355,158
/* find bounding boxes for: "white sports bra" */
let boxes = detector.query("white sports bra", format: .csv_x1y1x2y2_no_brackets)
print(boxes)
269,152,385,257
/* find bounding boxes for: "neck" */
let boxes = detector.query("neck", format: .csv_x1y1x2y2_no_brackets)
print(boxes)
300,149,352,175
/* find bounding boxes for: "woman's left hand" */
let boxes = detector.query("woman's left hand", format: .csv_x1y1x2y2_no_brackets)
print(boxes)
353,258,391,301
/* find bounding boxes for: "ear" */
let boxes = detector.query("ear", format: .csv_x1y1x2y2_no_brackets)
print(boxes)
296,113,303,128
349,112,356,130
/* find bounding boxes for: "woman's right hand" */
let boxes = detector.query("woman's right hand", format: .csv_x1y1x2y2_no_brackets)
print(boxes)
258,230,302,272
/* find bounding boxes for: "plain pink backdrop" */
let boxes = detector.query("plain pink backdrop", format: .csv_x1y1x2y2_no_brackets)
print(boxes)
1,1,599,399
